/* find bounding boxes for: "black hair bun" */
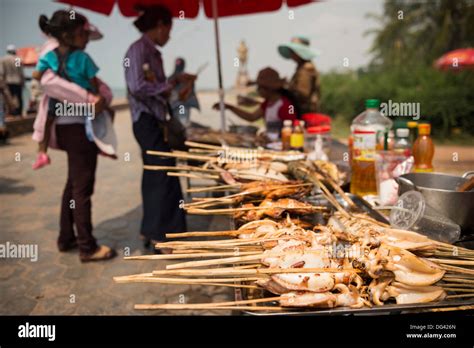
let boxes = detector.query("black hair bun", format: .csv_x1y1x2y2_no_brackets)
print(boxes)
39,14,50,34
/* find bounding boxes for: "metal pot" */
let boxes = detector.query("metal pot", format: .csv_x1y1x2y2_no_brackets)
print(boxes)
396,171,474,233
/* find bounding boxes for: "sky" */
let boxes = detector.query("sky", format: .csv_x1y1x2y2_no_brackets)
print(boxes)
0,0,384,91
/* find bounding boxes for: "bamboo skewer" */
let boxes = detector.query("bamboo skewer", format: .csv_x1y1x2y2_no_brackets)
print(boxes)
311,163,356,209
441,277,474,284
165,249,332,270
185,141,223,150
166,253,267,269
446,294,474,299
124,250,260,261
440,287,474,292
114,276,259,289
152,267,360,277
155,236,289,248
166,229,253,238
147,150,218,162
135,296,281,310
427,258,474,266
440,283,474,288
442,264,474,275
186,205,327,215
135,305,284,311
143,165,220,174
426,304,474,312
168,172,220,180
186,184,241,193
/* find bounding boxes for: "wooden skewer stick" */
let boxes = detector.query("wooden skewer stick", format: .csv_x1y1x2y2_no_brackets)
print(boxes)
147,150,217,162
124,250,260,261
428,258,474,266
439,283,474,288
155,236,288,247
114,275,263,283
134,305,284,311
185,141,223,150
165,249,330,270
426,304,474,311
186,205,327,215
446,294,474,299
186,184,241,193
135,296,281,310
440,287,474,292
143,165,220,173
166,229,253,239
152,267,360,277
166,253,267,270
163,245,265,251
168,172,220,180
442,264,474,275
114,276,259,289
312,163,356,209
441,277,474,284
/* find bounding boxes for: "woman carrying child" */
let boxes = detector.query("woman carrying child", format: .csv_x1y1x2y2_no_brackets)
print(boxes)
33,10,116,262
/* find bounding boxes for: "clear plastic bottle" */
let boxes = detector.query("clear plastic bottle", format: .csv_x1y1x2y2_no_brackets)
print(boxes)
413,123,434,172
281,120,292,151
350,99,393,196
394,128,411,156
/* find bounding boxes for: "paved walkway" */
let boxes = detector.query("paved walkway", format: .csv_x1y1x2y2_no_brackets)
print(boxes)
0,106,233,315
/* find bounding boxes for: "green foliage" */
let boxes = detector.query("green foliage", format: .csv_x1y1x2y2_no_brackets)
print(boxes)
319,66,474,138
368,0,474,68
319,0,474,140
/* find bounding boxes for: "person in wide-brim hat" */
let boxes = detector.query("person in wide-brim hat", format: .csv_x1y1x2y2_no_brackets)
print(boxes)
278,36,321,114
212,67,296,135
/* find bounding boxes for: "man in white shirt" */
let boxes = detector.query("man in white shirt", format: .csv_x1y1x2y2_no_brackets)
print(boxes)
0,44,25,116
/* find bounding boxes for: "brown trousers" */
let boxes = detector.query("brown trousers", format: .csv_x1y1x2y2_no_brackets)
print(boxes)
56,124,98,255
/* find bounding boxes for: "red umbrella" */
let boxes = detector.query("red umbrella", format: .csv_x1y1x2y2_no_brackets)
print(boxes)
16,46,40,67
57,0,313,17
56,0,316,130
434,48,474,71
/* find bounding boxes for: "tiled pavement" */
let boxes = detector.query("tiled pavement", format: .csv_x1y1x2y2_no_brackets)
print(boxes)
0,107,233,315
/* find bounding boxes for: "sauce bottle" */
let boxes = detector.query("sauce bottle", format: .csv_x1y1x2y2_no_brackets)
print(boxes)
394,128,411,156
290,120,304,152
413,123,434,172
281,120,292,151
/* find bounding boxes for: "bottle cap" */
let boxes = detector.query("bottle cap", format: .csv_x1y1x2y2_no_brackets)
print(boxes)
307,125,331,134
293,120,300,127
283,120,292,127
300,120,305,128
396,128,409,138
407,121,418,128
365,99,380,108
418,123,431,135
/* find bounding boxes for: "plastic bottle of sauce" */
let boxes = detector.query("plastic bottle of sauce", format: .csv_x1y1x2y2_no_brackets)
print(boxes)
413,123,434,172
290,120,304,152
281,120,292,151
350,99,393,196
394,128,411,156
407,121,418,146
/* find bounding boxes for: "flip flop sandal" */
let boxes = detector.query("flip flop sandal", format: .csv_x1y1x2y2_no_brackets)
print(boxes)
80,245,117,263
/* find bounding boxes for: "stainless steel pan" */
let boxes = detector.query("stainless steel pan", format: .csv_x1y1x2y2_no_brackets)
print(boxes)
396,171,474,233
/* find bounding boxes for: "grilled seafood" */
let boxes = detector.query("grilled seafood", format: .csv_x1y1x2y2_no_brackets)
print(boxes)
234,198,323,221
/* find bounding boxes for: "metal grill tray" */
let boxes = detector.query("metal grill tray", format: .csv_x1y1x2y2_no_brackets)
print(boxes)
232,194,474,315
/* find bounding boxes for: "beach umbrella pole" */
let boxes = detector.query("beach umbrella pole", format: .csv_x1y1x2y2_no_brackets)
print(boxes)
212,0,226,132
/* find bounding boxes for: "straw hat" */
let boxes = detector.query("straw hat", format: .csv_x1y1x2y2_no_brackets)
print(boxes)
278,36,319,61
256,67,285,90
